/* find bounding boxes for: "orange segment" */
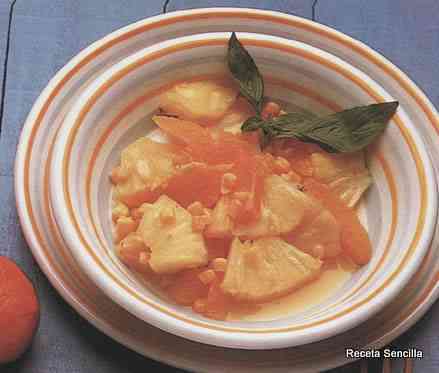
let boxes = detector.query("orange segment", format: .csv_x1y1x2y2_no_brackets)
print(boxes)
230,151,265,224
153,115,212,146
164,163,226,208
303,179,372,265
153,116,265,223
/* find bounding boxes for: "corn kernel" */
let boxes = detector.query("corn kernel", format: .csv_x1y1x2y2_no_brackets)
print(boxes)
192,213,212,232
198,269,216,285
187,201,204,216
192,298,207,314
115,216,138,242
139,252,150,265
112,201,130,222
261,101,281,119
312,244,325,259
211,258,228,272
117,233,150,272
159,205,176,225
221,173,237,195
110,166,129,184
273,156,291,174
281,170,302,183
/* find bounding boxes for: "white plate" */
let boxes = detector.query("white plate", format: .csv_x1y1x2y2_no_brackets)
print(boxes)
15,8,439,372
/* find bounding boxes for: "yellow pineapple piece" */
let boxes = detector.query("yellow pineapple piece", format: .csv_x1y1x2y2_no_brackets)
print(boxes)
216,101,253,135
160,80,238,123
328,172,372,208
234,175,320,238
137,195,208,274
311,152,371,207
204,195,235,238
222,238,322,302
111,137,179,207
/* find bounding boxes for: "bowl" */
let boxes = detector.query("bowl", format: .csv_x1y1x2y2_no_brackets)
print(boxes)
49,32,437,349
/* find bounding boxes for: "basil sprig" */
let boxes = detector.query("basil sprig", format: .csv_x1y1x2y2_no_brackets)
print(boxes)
228,32,264,114
228,33,399,153
242,102,399,153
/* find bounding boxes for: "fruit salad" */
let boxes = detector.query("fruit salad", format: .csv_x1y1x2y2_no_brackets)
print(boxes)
109,33,398,321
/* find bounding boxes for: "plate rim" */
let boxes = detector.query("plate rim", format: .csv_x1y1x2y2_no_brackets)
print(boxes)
13,7,439,372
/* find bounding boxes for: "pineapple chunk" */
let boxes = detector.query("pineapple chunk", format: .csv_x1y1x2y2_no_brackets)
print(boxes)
329,172,372,208
216,97,254,134
160,80,237,123
137,195,208,274
222,238,322,302
288,210,342,258
233,175,320,238
112,138,179,207
204,195,234,238
311,152,371,207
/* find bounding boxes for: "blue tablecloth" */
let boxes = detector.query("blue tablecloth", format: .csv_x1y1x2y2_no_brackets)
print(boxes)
1,1,438,372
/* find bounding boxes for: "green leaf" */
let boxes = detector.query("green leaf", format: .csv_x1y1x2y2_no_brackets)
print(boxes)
241,116,265,132
258,102,399,153
228,32,264,113
259,126,273,150
303,102,399,153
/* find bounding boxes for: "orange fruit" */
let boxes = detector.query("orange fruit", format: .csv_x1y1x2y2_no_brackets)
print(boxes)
153,116,211,147
164,163,225,208
0,257,39,364
153,116,265,223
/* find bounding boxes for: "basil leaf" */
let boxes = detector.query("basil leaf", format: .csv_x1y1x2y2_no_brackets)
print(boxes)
303,102,399,153
267,112,315,137
241,116,265,132
228,32,264,113
260,102,398,153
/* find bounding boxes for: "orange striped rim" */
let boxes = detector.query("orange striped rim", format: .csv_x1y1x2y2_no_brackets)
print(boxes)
19,9,438,344
61,37,428,333
85,75,397,316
